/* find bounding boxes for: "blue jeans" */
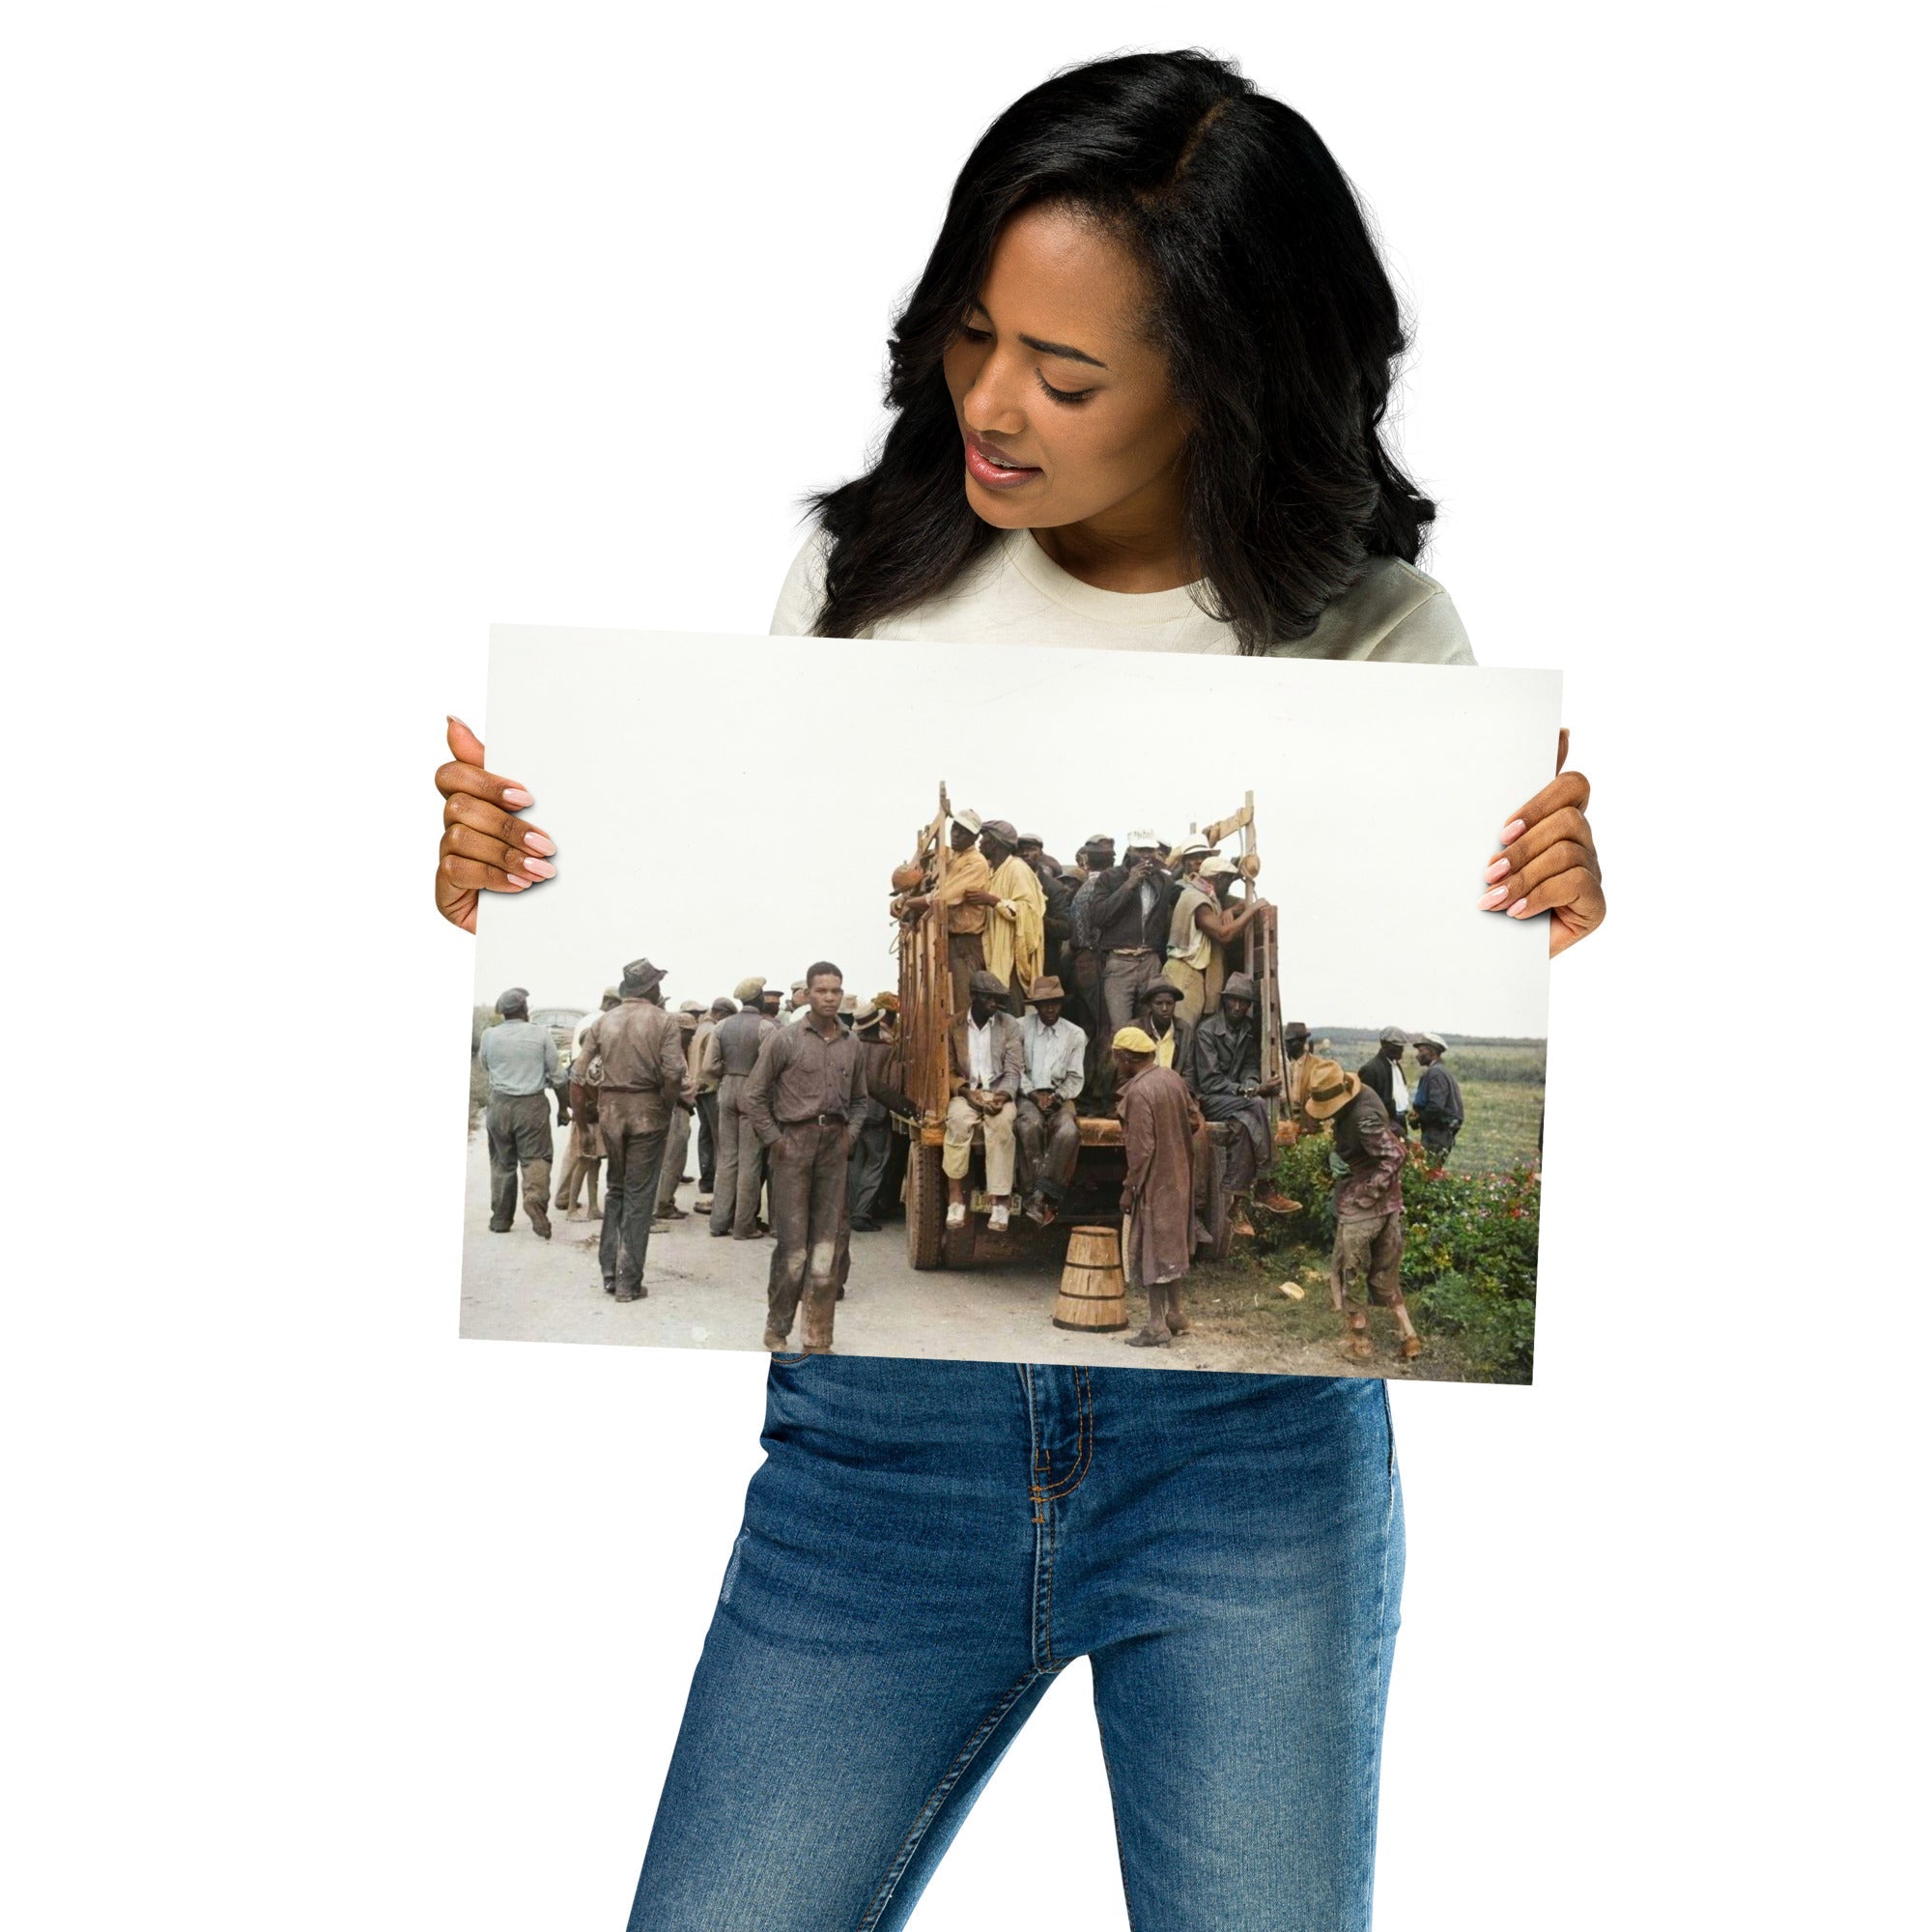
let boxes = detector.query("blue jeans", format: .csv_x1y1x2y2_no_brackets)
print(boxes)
628,1356,1403,1930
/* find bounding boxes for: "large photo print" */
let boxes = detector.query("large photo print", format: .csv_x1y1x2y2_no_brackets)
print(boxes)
463,628,1558,1383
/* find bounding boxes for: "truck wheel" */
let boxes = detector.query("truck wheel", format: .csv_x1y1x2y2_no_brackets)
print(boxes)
907,1142,945,1270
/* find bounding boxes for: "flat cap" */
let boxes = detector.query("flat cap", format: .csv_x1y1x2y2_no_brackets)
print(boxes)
979,818,1019,847
496,986,530,1013
968,969,1009,1000
732,976,766,1003
1410,1030,1446,1051
1112,1027,1157,1055
1378,1025,1409,1045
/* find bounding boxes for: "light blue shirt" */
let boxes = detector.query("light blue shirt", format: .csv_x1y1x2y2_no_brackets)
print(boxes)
1020,1013,1087,1099
478,1018,558,1097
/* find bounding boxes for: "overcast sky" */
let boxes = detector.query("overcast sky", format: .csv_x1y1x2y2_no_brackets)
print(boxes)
474,630,1558,1039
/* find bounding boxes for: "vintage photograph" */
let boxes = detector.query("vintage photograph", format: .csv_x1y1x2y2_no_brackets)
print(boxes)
463,628,1557,1382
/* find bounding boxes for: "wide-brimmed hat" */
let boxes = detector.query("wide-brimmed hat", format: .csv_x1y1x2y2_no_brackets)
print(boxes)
1378,1025,1409,1046
854,1001,883,1029
967,969,1009,1001
1411,1030,1446,1051
1112,1026,1157,1056
496,985,530,1014
1221,972,1259,1006
1141,978,1184,1004
1283,1019,1311,1041
732,976,766,1003
1168,834,1210,863
1025,976,1067,1004
1302,1059,1362,1121
618,958,665,998
838,993,858,1014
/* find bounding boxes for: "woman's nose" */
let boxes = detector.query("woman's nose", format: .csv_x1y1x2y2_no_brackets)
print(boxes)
960,355,1028,437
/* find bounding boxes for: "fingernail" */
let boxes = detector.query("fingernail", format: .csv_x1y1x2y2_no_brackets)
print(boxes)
521,857,556,879
524,831,555,856
503,874,530,890
1484,857,1511,884
1506,897,1529,918
503,786,533,809
447,713,472,730
1478,885,1510,910
1500,818,1525,844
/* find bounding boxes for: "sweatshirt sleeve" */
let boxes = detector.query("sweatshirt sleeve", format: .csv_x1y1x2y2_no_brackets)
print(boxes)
769,526,834,639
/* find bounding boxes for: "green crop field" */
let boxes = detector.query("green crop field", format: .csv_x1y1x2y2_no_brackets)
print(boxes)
1309,1033,1544,1174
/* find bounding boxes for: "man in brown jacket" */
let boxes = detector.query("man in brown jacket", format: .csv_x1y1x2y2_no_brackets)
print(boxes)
742,960,871,1354
1115,1026,1206,1349
581,956,688,1301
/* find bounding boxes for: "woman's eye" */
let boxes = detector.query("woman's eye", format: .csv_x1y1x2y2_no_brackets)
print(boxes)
1037,373,1094,406
958,325,992,343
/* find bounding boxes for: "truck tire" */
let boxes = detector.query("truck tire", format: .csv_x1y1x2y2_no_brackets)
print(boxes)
906,1142,945,1270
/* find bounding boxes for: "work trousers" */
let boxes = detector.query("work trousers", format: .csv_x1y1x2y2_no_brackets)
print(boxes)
944,1094,1016,1196
710,1074,766,1237
846,1105,894,1223
1199,1094,1273,1195
554,1114,602,1211
1099,950,1163,1043
658,1105,691,1214
1421,1124,1459,1165
1333,1210,1406,1309
764,1122,853,1350
1166,956,1208,1023
599,1092,671,1293
627,1359,1402,1932
485,1092,554,1231
946,928,986,1013
696,1090,720,1191
1014,1096,1080,1203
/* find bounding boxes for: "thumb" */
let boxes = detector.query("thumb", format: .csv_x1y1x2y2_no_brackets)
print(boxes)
1555,725,1570,775
447,714,486,766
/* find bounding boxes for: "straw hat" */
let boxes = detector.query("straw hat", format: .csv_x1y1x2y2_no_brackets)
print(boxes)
1301,1059,1362,1122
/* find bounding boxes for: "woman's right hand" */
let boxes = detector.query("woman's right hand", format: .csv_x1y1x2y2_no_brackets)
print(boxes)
434,716,555,934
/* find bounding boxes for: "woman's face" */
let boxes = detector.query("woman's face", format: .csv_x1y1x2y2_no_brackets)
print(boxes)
941,203,1188,536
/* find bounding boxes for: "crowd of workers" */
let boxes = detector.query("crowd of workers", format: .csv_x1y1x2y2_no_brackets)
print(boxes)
471,810,1471,1364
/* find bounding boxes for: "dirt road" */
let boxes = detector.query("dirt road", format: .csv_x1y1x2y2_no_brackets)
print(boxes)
457,1125,1363,1377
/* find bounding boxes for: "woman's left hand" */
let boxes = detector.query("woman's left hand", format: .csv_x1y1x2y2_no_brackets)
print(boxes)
1479,728,1605,957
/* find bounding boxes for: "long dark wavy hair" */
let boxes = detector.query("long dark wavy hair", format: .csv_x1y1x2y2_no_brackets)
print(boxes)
809,49,1435,653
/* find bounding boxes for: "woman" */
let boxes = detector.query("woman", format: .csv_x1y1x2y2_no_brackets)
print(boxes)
435,51,1603,1931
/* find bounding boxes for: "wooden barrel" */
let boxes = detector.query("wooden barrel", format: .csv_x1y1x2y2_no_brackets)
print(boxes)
1054,1225,1128,1333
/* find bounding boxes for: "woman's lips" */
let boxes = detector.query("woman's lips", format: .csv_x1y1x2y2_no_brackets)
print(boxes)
963,433,1042,489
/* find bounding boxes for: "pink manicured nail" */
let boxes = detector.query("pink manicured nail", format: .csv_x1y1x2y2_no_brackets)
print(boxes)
1478,885,1510,910
1500,818,1526,844
503,875,530,890
1484,857,1511,884
1506,897,1529,918
448,713,473,731
502,786,533,809
521,857,556,879
524,831,555,856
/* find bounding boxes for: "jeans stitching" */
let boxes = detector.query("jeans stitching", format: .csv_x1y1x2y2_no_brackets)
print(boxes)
1038,1366,1094,1499
1355,1378,1400,1931
855,1666,1044,1931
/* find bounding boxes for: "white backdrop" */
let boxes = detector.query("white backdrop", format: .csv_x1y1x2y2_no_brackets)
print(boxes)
476,629,1558,1039
5,6,1921,1930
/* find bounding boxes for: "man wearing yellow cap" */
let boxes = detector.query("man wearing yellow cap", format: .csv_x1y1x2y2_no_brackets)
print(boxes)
1114,1026,1204,1349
